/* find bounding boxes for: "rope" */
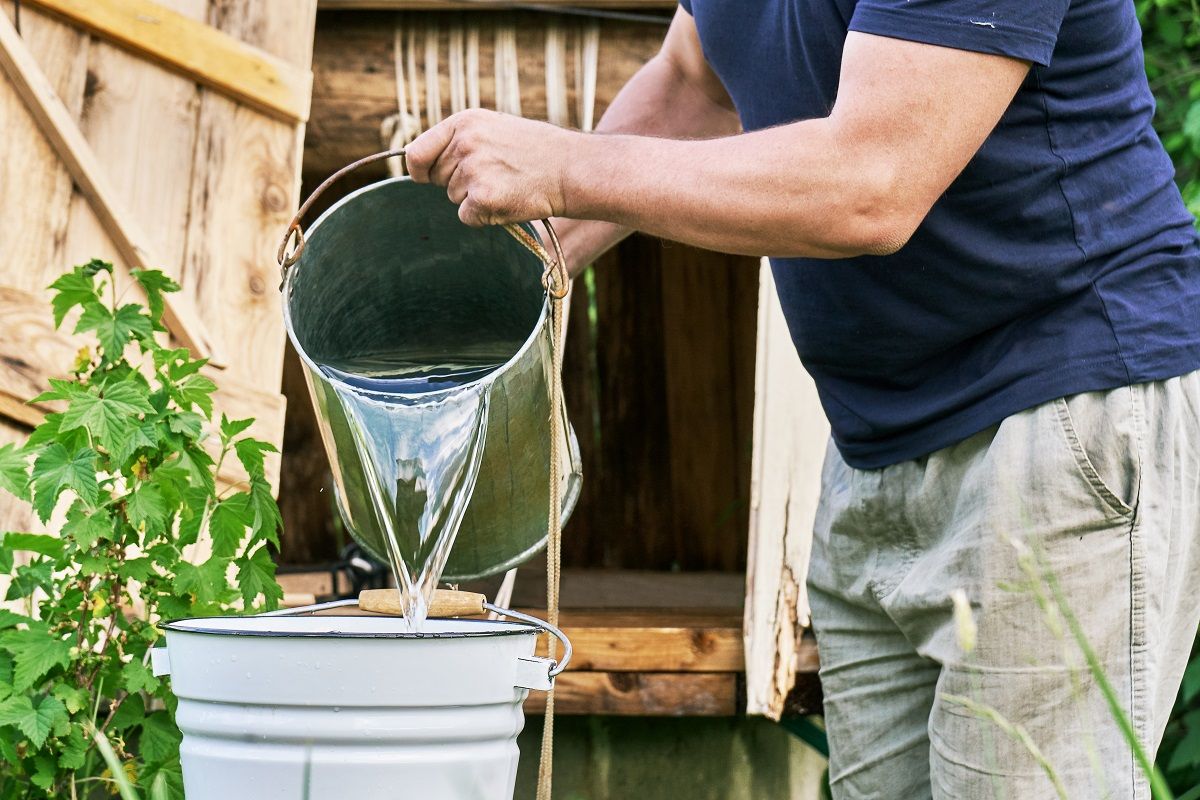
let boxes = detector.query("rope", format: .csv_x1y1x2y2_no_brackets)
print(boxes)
536,239,567,800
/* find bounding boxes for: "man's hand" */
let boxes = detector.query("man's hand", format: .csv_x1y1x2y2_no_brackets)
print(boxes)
406,109,578,227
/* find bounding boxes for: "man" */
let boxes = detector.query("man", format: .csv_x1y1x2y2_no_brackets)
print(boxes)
405,1,1200,797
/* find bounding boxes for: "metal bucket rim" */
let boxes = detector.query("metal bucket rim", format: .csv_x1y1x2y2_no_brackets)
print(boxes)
159,614,538,640
280,176,551,403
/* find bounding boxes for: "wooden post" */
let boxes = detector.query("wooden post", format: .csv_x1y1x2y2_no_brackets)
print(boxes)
744,259,829,719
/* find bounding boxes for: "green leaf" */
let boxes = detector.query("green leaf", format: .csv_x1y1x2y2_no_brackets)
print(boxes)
57,725,87,770
0,652,12,701
121,658,160,694
0,611,27,632
220,415,254,444
146,762,186,800
170,373,217,418
235,544,282,611
0,444,30,501
118,557,156,583
2,628,72,691
0,533,63,559
172,447,215,496
62,504,113,549
0,694,68,748
51,683,89,715
166,411,205,440
5,561,54,601
60,382,154,449
127,483,168,534
76,303,155,358
250,478,282,547
30,444,99,522
140,711,182,764
1168,715,1200,772
173,557,230,605
111,418,159,467
31,752,56,790
209,495,252,557
130,269,180,326
234,439,276,481
1183,656,1200,705
108,691,145,732
48,268,101,328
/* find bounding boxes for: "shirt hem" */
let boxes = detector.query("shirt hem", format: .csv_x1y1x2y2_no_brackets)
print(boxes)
834,346,1200,470
849,4,1059,66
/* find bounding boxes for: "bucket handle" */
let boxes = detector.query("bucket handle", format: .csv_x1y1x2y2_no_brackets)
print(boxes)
262,595,573,678
276,148,570,301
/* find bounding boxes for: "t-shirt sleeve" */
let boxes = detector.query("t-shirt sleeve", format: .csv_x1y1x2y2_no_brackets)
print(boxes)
849,1,1070,67
679,0,692,14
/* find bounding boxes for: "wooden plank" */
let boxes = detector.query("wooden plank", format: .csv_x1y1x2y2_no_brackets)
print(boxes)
181,0,315,393
0,287,285,489
659,247,759,572
527,607,744,672
320,1,676,9
0,3,87,296
744,260,828,720
524,672,736,717
500,567,745,609
0,9,223,364
23,0,311,123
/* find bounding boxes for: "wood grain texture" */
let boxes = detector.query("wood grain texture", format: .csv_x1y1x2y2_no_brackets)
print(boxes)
23,0,311,122
743,261,828,719
527,607,744,672
0,8,222,362
524,672,737,717
304,11,663,181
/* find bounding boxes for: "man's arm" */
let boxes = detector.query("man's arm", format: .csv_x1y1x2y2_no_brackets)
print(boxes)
540,9,740,272
406,21,1030,261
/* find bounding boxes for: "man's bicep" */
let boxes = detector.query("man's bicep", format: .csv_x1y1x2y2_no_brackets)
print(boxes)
660,7,735,113
832,32,1031,222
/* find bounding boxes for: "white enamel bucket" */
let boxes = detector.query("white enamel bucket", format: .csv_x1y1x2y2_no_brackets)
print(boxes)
153,602,570,800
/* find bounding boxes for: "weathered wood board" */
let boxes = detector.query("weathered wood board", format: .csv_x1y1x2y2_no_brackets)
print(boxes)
744,259,829,719
0,0,318,525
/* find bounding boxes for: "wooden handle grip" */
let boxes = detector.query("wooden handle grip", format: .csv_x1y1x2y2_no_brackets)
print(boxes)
358,588,487,618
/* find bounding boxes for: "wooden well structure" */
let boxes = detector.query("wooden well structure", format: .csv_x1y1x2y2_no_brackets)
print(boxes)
279,0,830,722
0,0,828,725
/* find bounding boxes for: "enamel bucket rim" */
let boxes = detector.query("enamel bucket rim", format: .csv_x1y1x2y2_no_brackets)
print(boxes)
279,175,551,404
160,614,539,641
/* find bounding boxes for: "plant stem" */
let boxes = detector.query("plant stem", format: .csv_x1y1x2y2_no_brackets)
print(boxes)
941,693,1071,800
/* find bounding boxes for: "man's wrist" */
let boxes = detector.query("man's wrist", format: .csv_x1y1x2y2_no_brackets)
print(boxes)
559,131,620,222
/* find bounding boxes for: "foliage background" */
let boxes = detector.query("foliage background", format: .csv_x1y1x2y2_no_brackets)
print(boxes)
1138,1,1198,792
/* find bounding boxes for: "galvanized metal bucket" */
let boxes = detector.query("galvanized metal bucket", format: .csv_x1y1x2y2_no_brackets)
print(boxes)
279,161,581,581
153,601,571,800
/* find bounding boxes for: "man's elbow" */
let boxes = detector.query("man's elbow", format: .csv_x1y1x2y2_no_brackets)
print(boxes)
834,173,924,257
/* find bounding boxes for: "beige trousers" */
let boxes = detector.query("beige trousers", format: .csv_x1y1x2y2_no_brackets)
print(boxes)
809,372,1200,799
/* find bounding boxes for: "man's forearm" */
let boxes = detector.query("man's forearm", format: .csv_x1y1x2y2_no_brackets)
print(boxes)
560,120,902,260
551,52,741,274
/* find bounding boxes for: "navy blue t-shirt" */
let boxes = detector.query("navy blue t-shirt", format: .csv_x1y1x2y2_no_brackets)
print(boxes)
679,0,1200,468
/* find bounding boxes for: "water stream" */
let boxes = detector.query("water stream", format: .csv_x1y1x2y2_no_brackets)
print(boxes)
319,349,508,631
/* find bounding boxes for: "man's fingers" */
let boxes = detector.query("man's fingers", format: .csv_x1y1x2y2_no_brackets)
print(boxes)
458,196,489,227
446,161,469,205
405,118,456,183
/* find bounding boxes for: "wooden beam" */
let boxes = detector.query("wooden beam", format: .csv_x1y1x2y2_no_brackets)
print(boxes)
319,0,675,9
525,672,737,717
22,0,311,123
528,608,745,672
0,11,224,366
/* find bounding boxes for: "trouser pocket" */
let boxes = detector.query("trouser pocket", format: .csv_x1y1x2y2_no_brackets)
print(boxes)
1053,385,1142,520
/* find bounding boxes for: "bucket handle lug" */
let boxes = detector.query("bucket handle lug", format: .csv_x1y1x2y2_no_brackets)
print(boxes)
150,647,171,677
